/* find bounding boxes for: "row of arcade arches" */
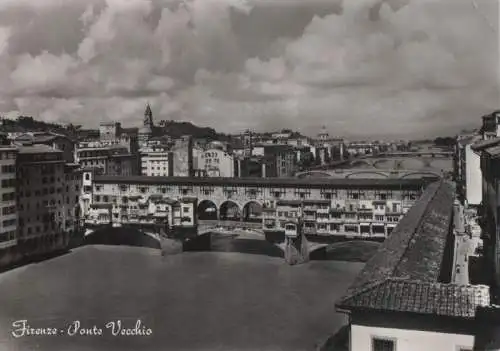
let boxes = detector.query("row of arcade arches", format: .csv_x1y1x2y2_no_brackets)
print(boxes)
198,200,263,222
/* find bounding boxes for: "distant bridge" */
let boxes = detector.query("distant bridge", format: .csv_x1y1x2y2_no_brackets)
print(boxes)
298,151,452,174
296,169,443,179
380,151,453,158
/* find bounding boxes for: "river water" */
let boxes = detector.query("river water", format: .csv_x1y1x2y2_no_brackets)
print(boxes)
0,237,363,351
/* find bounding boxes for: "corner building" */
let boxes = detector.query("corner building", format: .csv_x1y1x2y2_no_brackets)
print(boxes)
0,146,18,264
16,145,81,258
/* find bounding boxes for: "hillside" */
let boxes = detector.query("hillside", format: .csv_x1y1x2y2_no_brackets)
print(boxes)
157,120,230,141
0,116,231,141
0,116,76,135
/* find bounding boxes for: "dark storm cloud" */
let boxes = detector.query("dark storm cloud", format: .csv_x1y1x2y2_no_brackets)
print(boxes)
0,0,497,138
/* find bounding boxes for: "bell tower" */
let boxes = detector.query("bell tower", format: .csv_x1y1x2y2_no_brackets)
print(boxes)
144,103,153,129
139,103,154,147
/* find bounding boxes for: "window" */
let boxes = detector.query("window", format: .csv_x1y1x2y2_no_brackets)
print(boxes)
372,337,395,351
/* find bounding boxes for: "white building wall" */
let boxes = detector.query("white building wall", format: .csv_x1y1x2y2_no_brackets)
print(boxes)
465,144,482,206
252,146,264,156
197,149,234,177
351,324,474,351
80,170,94,218
141,152,170,176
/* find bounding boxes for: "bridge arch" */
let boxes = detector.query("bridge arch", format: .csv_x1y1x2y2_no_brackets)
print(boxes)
345,171,389,179
372,159,391,168
242,201,263,223
219,200,241,221
197,199,218,220
350,159,374,168
296,171,332,178
399,171,442,179
83,227,161,249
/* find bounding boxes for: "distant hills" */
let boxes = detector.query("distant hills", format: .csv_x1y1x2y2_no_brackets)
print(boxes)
0,116,74,135
0,115,233,141
157,120,230,141
0,116,312,143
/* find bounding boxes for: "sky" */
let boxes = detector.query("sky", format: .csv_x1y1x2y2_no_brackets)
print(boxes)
0,0,498,139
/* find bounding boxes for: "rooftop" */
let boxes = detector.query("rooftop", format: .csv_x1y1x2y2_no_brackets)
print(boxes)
484,145,500,158
17,144,62,154
93,175,438,189
336,181,491,319
471,137,500,152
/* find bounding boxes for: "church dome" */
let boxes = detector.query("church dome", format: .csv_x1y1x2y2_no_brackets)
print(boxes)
139,125,152,135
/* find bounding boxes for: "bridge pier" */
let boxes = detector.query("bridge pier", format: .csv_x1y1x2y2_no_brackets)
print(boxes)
283,232,310,265
159,236,184,256
160,226,212,256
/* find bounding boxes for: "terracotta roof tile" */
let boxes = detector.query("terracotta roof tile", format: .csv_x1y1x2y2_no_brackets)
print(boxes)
94,175,436,190
338,279,490,318
334,181,490,318
471,137,500,151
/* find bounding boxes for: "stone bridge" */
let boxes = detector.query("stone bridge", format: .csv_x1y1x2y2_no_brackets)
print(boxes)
83,220,331,265
296,169,444,179
297,151,452,178
84,222,163,242
197,220,263,235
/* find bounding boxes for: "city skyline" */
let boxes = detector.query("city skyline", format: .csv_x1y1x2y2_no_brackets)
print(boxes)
0,0,497,138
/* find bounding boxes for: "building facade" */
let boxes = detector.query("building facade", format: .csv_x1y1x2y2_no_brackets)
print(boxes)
472,137,500,304
96,122,139,154
197,148,235,177
16,145,82,258
14,132,76,163
455,134,482,206
85,176,434,239
140,142,173,177
171,136,194,177
480,110,500,140
251,145,298,177
75,145,136,176
0,147,17,252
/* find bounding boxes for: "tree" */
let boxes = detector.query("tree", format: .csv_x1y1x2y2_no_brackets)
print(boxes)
434,137,455,147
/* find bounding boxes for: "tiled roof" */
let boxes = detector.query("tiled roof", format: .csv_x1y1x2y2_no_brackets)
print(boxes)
94,175,437,190
457,135,480,146
120,128,138,135
471,137,500,151
337,279,490,319
484,145,500,158
17,144,61,154
334,181,490,318
343,181,453,291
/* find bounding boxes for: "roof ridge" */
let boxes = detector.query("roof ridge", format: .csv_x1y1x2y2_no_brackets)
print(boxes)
388,180,443,278
337,279,388,306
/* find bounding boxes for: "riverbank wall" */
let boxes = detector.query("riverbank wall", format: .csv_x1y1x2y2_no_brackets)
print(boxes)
0,231,76,272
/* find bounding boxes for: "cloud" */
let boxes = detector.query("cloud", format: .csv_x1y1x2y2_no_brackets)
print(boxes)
0,0,497,138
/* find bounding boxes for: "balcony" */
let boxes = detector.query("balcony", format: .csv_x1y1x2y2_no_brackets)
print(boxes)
303,206,317,211
316,216,330,223
303,226,317,235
